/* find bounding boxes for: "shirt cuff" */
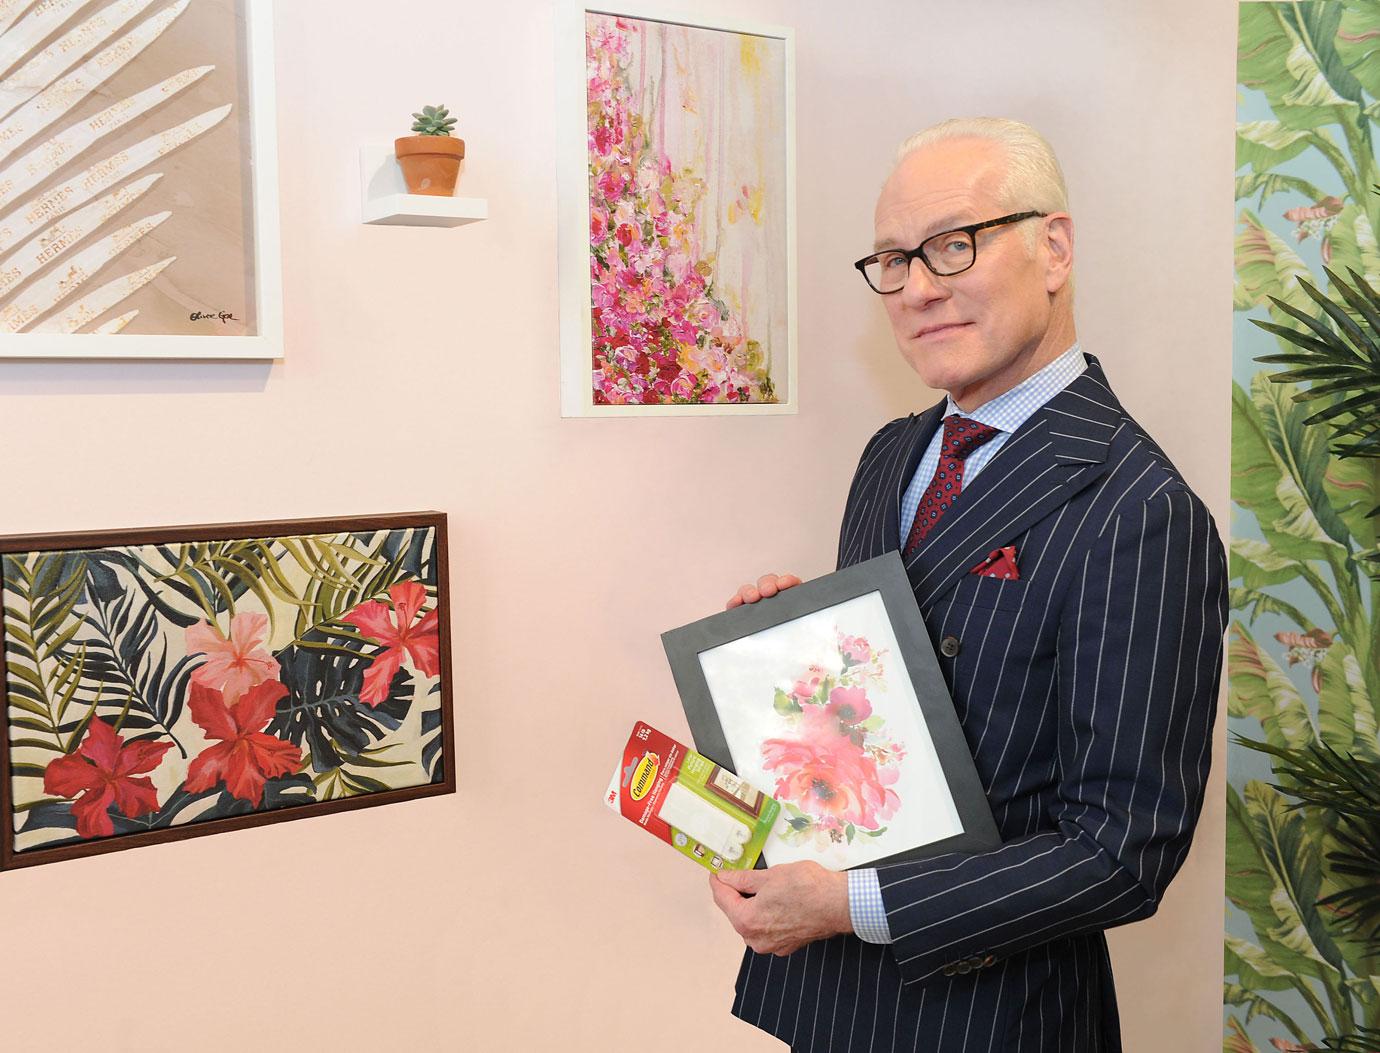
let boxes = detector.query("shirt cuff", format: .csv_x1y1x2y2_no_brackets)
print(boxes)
847,867,893,944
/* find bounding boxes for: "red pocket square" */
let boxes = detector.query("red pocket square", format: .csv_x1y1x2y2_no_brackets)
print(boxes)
970,545,1020,580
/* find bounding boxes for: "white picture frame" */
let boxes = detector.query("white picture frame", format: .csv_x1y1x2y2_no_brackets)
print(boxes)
0,0,283,361
555,1,797,416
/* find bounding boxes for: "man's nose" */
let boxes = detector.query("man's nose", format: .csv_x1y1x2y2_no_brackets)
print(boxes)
898,257,949,307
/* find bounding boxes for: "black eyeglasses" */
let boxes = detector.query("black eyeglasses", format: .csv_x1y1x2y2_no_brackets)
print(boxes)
853,211,1047,294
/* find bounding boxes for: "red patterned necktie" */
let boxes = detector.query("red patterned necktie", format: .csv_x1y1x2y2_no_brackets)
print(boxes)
904,415,1002,556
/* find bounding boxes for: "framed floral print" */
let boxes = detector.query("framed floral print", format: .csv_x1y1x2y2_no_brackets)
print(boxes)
0,512,453,870
0,0,283,359
556,2,797,415
661,552,999,870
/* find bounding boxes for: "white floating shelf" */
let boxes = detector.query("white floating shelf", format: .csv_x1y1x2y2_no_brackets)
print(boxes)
363,192,488,226
359,145,488,227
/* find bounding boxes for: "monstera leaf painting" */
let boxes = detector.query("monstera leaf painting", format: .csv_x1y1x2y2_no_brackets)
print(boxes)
0,0,281,358
0,513,455,870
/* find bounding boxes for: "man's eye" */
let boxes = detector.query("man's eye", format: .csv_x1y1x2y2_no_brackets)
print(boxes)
879,254,907,268
942,239,968,253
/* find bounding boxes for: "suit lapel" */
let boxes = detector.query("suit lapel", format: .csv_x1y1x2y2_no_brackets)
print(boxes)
900,356,1124,607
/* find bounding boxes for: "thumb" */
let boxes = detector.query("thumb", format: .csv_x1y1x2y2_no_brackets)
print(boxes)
714,867,764,895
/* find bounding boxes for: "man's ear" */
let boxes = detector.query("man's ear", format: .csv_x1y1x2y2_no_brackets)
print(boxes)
1042,214,1074,294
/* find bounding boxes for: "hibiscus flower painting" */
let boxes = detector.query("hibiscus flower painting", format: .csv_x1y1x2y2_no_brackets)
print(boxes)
559,8,794,415
0,513,453,870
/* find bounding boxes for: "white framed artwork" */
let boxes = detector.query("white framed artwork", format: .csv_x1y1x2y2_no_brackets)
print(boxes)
662,553,1001,871
698,592,964,868
555,2,797,416
0,0,282,360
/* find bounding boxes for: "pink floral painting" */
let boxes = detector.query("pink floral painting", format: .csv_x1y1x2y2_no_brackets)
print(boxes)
583,13,789,407
761,633,907,850
692,591,965,868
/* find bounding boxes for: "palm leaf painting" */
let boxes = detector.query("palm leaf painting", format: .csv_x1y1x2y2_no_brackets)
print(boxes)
0,515,455,871
1230,3,1380,1050
0,0,257,337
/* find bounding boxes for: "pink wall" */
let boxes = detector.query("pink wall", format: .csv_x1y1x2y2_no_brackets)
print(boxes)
0,1,1237,1049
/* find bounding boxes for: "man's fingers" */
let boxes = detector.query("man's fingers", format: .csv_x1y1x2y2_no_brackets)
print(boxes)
709,873,749,922
725,572,801,610
724,585,760,610
714,868,764,895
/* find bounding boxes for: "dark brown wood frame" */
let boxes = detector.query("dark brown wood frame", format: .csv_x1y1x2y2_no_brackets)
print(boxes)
0,512,456,871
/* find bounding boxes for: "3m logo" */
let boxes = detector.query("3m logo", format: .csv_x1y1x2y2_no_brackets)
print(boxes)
629,752,660,801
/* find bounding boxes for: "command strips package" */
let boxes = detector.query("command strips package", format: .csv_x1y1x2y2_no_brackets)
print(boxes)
606,721,779,872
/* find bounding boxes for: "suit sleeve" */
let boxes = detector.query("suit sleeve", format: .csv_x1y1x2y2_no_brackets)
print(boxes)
875,486,1228,986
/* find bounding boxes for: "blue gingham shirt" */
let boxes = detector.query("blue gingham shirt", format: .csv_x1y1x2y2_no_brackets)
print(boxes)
849,343,1086,945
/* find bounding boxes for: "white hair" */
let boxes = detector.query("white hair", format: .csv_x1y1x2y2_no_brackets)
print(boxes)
893,118,1069,249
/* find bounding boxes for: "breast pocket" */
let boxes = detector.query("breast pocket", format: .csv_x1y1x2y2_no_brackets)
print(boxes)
947,573,1027,613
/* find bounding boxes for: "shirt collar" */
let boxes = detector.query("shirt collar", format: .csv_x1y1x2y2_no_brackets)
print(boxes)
943,342,1087,434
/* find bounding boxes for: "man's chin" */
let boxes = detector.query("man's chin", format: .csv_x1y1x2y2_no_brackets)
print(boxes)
900,352,973,397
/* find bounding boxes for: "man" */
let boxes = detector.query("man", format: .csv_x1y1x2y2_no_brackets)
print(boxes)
707,118,1227,1051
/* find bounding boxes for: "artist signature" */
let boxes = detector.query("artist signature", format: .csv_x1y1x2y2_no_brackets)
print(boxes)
189,310,237,324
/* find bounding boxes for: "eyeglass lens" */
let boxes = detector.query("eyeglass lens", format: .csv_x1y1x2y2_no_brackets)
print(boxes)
863,231,975,292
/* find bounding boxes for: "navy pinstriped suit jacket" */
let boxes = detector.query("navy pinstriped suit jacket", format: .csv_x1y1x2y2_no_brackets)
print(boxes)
730,356,1228,1051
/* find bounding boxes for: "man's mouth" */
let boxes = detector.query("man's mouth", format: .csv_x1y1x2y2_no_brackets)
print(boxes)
914,322,971,339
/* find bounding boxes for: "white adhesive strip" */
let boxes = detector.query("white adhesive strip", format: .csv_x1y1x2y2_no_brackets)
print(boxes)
660,782,753,859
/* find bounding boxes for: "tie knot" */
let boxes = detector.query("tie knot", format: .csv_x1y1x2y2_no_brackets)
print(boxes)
940,415,1001,459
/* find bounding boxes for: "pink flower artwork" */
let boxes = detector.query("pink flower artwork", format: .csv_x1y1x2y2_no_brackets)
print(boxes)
583,14,785,406
42,719,173,839
839,635,872,665
185,612,279,704
182,680,302,807
341,581,441,707
762,631,904,849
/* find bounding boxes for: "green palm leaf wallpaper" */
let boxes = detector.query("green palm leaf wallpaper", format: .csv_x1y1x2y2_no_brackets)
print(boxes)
1229,4,1380,1050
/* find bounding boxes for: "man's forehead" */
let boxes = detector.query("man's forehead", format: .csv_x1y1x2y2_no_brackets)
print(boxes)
873,196,978,248
873,140,1006,242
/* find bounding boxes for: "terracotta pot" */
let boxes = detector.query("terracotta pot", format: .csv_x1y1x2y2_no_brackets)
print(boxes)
394,135,465,196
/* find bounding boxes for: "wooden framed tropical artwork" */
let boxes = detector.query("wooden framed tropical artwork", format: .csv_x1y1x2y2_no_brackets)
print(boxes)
556,3,796,416
0,513,453,870
0,0,283,360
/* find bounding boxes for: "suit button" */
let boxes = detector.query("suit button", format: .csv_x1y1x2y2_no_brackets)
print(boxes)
939,635,960,658
956,960,973,974
981,954,996,968
941,964,957,977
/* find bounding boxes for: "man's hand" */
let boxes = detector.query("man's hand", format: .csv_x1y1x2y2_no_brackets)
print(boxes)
725,573,802,610
709,862,852,956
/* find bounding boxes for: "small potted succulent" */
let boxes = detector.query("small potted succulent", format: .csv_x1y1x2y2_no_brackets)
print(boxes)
394,104,464,196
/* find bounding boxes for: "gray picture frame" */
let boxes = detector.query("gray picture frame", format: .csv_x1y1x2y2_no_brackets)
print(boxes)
660,551,1000,869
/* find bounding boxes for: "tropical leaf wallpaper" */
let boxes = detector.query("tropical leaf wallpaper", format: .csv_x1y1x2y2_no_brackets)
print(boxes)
1229,4,1380,1050
0,519,449,865
0,0,261,338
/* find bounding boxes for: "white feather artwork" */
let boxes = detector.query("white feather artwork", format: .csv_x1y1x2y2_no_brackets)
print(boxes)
89,307,136,332
0,1,33,39
0,0,161,120
0,0,254,340
27,255,170,332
